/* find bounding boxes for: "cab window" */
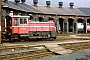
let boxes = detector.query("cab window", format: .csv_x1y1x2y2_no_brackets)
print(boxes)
20,18,27,24
14,18,18,26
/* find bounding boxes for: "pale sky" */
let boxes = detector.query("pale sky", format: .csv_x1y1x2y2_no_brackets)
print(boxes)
9,0,90,7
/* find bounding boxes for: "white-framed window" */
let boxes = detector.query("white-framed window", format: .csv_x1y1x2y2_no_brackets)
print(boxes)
20,18,27,24
14,18,18,26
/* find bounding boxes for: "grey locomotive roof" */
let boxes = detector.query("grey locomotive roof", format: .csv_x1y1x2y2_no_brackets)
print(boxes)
78,8,90,16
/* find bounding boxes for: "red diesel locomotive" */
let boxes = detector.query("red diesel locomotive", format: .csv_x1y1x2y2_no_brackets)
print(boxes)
3,15,57,41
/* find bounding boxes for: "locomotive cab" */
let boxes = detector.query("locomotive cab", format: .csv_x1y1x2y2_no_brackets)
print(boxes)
6,16,30,40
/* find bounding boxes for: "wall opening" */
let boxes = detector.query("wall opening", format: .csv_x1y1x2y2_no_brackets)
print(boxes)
68,18,74,32
39,17,44,22
59,18,64,32
29,15,34,20
87,19,90,33
77,18,84,33
49,17,54,21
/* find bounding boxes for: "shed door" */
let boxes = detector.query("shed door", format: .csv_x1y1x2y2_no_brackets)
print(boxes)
63,18,68,33
6,16,12,33
73,19,77,33
83,19,87,33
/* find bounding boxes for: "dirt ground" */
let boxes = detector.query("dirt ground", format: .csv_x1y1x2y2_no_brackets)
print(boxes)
56,34,90,40
2,34,90,46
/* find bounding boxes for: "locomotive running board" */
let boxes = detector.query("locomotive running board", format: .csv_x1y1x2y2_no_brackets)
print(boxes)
29,37,49,38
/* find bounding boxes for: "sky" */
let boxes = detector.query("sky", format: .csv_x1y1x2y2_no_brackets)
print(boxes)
9,0,90,7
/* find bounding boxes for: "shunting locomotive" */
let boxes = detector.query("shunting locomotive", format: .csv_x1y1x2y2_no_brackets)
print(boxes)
2,15,57,41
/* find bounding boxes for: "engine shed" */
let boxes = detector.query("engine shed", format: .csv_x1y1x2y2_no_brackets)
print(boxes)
1,0,90,35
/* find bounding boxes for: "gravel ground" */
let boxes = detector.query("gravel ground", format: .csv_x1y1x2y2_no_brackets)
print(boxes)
1,34,90,60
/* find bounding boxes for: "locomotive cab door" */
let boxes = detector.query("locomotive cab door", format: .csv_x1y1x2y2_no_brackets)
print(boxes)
12,18,19,34
19,17,29,34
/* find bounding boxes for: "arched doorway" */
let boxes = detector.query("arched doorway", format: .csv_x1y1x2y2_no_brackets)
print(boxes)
87,18,90,33
68,18,74,32
48,17,54,21
39,17,44,22
77,18,84,33
59,18,64,33
63,18,74,33
29,15,34,20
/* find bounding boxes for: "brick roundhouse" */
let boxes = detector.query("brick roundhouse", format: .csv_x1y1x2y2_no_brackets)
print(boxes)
1,0,90,36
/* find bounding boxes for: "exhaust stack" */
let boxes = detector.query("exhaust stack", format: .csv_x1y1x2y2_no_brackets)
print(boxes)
33,0,38,7
15,0,20,5
4,0,8,3
21,0,26,4
59,2,63,8
70,2,74,9
46,1,50,8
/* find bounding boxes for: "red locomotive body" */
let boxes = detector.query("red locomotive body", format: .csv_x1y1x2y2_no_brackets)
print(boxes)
5,15,57,40
87,23,90,32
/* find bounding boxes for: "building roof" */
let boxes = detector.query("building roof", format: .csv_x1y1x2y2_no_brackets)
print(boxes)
78,8,90,16
2,1,26,12
65,7,84,16
2,1,89,16
29,5,73,15
30,5,84,16
2,1,42,13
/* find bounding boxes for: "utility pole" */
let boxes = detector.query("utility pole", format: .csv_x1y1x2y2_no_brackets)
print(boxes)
0,0,2,45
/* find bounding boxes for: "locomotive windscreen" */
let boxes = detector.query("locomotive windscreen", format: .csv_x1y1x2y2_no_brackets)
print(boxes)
20,18,27,24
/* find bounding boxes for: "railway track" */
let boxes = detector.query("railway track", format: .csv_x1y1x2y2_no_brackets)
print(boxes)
0,45,54,60
60,41,90,52
0,41,90,60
